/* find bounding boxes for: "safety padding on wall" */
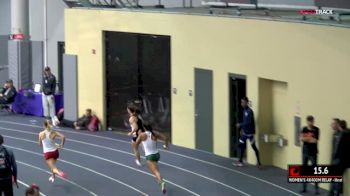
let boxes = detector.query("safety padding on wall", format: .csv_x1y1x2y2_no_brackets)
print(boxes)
8,40,32,89
31,41,44,85
63,54,78,121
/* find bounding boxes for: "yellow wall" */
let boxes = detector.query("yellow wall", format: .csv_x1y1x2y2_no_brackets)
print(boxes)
65,9,350,180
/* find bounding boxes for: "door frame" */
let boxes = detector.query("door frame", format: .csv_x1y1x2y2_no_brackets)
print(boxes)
103,31,172,138
228,73,246,158
57,42,65,93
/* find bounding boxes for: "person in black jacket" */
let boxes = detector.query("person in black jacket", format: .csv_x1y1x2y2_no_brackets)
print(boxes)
329,120,350,196
0,80,17,108
42,67,56,120
0,134,18,196
74,109,92,130
300,115,320,194
234,97,261,167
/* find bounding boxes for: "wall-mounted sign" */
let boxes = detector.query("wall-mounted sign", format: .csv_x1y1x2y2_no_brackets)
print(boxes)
10,33,25,40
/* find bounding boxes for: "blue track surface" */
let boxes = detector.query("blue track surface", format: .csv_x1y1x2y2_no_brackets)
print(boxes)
0,112,328,196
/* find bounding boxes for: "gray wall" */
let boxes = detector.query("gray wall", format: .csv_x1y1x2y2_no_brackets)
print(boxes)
0,67,8,85
0,36,9,66
63,54,78,121
31,41,44,85
29,0,45,40
0,0,11,35
29,0,66,77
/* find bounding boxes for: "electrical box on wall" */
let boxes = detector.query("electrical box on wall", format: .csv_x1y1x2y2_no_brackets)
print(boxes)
172,88,177,95
188,90,193,96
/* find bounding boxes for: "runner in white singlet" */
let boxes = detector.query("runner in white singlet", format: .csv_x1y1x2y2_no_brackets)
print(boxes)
135,123,168,194
38,120,66,183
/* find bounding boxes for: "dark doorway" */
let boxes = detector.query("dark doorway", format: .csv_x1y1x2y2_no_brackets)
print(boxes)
195,68,213,152
57,42,65,92
105,31,171,139
229,74,246,158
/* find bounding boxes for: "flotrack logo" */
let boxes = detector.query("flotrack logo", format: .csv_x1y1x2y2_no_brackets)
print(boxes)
298,9,333,15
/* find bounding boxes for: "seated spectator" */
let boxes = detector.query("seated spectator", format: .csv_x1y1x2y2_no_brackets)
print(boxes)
0,80,17,108
74,109,93,130
25,184,40,196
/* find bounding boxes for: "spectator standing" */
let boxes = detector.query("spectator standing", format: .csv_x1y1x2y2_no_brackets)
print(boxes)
300,115,320,194
0,134,18,196
329,120,350,196
329,118,342,196
234,97,261,167
42,67,56,120
331,118,341,162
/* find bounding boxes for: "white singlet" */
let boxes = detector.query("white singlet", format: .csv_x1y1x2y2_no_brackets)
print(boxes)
142,131,158,156
42,130,57,153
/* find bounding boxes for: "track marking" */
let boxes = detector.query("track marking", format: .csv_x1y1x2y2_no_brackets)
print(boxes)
0,127,250,195
160,150,302,196
3,137,199,196
17,179,47,196
17,160,98,196
0,120,301,195
0,120,130,144
4,145,149,196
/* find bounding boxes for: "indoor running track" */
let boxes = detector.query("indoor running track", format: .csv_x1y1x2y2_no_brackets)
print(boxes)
0,113,328,196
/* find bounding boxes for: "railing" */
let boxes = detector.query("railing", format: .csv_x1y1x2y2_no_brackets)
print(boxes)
63,0,195,8
202,0,350,23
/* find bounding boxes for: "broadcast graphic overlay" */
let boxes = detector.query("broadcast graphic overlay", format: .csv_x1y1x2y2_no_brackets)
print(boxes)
288,165,343,183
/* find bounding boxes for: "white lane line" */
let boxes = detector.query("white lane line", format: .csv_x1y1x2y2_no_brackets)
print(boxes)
17,160,98,196
113,131,217,156
17,179,47,196
3,136,199,196
4,144,149,196
0,120,130,144
161,150,302,196
0,121,300,196
0,127,250,195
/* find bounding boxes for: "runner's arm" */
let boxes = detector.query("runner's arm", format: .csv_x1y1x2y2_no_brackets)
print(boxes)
38,133,42,146
128,117,138,136
53,131,66,148
135,133,145,149
152,131,169,149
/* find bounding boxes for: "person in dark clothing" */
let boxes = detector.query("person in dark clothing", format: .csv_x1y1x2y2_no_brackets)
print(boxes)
74,109,92,130
234,97,261,167
25,184,40,196
300,115,320,195
329,120,350,196
329,119,343,196
0,134,18,196
331,119,341,162
0,80,17,108
42,67,57,119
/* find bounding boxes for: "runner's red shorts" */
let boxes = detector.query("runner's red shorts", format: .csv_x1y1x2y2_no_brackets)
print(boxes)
44,150,59,160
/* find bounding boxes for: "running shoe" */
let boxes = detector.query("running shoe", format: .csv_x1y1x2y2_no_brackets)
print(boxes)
160,181,166,194
135,159,142,167
49,176,55,183
57,171,67,178
257,163,262,169
162,144,169,150
233,162,244,167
